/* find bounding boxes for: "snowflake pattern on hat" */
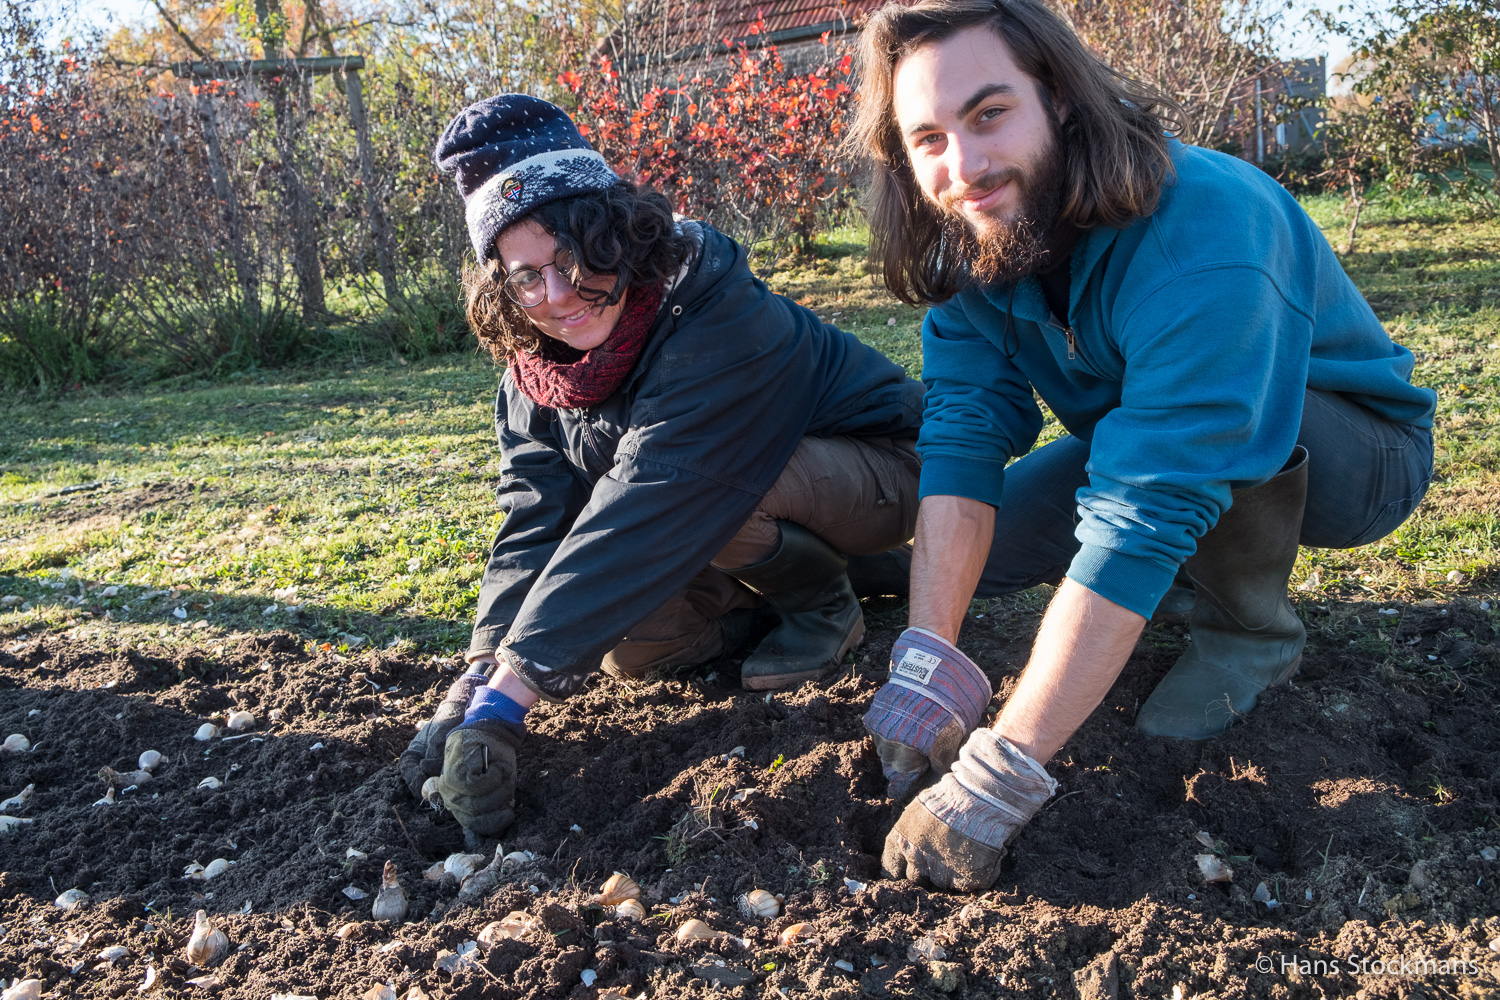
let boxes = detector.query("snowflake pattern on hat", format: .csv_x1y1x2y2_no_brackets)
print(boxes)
434,94,620,262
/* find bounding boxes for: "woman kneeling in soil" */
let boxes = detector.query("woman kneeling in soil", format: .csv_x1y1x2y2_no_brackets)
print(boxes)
400,94,923,837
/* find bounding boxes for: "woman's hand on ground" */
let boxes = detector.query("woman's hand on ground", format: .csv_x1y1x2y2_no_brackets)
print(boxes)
398,670,493,797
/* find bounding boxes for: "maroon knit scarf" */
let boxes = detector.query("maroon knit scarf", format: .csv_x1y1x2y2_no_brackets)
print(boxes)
510,283,664,409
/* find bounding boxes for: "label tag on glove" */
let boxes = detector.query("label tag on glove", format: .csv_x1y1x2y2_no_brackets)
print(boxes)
894,647,942,685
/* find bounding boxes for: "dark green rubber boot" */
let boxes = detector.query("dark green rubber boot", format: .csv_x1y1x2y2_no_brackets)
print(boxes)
1136,446,1309,739
721,521,865,691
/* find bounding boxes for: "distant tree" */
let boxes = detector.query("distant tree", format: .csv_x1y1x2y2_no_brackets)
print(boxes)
1316,0,1500,220
1066,0,1286,151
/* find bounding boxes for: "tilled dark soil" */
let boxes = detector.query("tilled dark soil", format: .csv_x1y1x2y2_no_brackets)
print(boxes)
2,596,1499,999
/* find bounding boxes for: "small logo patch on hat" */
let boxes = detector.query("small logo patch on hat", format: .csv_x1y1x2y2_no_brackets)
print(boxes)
501,177,524,202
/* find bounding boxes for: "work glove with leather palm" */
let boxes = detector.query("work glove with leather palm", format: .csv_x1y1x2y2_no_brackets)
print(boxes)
882,729,1057,892
438,687,527,838
399,669,492,797
862,628,992,802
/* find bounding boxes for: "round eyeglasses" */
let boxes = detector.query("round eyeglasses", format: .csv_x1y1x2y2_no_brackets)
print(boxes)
501,249,593,307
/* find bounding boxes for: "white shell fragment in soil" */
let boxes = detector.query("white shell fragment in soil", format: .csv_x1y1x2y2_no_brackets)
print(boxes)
346,847,368,860
843,877,867,894
420,777,442,810
433,941,480,973
908,935,947,961
2,734,30,754
0,816,35,833
55,888,89,910
1195,853,1233,883
1252,881,1273,904
1,784,35,812
738,889,781,919
185,910,229,967
779,922,817,947
615,899,646,922
98,945,130,964
197,776,223,790
189,859,233,881
194,724,219,741
139,965,158,991
138,750,167,771
226,710,256,731
675,919,722,945
2,980,42,1000
1194,830,1216,849
342,886,368,900
442,852,486,882
371,861,408,923
477,912,535,946
593,872,641,905
361,986,396,1000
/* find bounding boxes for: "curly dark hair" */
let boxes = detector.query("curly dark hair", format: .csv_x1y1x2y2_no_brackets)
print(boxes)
463,180,695,359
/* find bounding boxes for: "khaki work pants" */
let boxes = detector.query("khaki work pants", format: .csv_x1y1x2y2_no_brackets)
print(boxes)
601,435,920,679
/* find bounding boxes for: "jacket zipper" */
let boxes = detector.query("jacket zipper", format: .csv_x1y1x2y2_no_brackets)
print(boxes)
1047,316,1077,361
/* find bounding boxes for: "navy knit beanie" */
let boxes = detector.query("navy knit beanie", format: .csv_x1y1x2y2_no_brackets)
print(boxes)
435,94,620,263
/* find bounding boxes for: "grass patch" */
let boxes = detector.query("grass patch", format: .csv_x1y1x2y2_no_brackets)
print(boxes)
1,195,1495,657
0,354,507,652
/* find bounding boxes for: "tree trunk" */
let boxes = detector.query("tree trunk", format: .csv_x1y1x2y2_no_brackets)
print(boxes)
1343,173,1364,255
344,69,402,306
195,94,259,322
271,71,326,319
257,0,325,320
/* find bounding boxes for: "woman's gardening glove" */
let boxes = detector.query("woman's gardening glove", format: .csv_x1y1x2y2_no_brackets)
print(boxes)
862,628,992,801
438,686,528,838
882,729,1057,892
399,668,492,797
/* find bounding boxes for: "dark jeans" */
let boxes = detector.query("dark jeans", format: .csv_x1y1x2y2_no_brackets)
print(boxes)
975,388,1435,599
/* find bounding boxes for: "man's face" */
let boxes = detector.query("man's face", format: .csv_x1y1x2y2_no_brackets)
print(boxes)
892,25,1064,276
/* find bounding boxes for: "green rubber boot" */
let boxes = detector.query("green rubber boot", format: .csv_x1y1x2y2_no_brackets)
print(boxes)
721,521,865,691
1136,446,1309,739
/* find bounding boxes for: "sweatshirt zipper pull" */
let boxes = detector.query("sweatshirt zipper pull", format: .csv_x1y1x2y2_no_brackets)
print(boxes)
1065,328,1076,360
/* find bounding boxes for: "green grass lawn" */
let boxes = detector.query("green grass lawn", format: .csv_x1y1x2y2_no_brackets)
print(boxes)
1,194,1495,655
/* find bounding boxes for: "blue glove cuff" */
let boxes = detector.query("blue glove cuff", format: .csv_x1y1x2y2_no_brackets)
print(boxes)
464,687,529,726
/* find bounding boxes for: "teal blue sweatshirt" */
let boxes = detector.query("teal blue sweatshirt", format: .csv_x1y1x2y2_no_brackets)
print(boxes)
918,142,1436,619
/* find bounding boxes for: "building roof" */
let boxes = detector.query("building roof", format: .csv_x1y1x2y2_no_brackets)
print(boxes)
605,0,889,63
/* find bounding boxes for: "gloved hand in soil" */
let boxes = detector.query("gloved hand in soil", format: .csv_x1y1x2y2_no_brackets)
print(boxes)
862,628,992,801
882,728,1057,892
398,667,493,797
438,686,527,837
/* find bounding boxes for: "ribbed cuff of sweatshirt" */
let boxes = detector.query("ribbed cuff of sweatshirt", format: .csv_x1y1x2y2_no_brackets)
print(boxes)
1066,543,1179,619
917,454,1007,507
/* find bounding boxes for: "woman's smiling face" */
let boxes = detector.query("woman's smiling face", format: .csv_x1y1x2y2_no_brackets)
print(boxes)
495,220,627,352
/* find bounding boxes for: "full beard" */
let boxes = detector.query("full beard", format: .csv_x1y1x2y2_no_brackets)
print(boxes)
938,127,1067,287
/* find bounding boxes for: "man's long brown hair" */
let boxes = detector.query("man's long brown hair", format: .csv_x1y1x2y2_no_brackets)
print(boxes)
850,0,1188,305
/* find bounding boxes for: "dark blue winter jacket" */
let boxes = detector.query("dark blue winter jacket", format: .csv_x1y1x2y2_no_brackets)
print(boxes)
469,222,924,699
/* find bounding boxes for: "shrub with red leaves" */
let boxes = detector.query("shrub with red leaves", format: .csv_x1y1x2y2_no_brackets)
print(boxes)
562,27,857,256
